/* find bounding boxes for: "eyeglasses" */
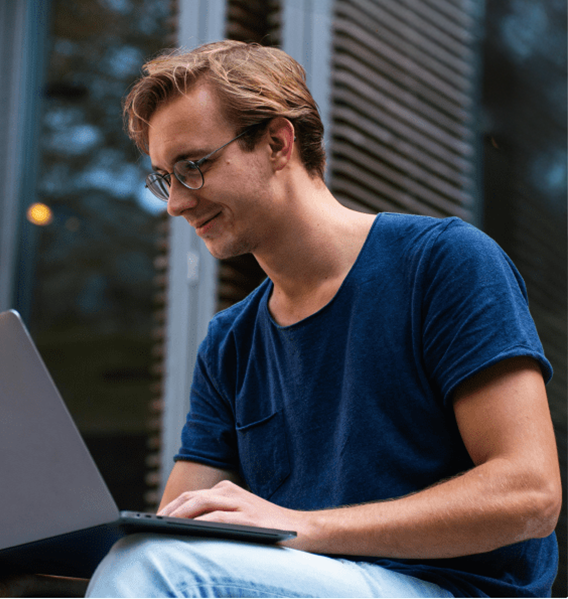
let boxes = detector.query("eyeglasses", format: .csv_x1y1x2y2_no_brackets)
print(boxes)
145,128,251,202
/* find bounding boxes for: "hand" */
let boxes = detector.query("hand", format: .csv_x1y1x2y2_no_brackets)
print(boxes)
157,480,312,550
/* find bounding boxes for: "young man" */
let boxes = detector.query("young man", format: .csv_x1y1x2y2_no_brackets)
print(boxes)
87,41,561,597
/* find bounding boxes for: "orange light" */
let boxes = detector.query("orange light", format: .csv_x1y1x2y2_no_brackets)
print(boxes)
27,203,53,226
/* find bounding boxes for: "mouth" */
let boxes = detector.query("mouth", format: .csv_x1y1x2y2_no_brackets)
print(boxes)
194,212,222,233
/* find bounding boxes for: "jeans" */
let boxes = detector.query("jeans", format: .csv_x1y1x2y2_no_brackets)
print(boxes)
86,534,454,598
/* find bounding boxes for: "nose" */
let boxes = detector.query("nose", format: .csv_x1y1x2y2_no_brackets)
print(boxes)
166,178,199,217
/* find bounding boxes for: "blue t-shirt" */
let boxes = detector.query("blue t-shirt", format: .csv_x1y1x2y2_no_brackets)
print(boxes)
176,214,557,597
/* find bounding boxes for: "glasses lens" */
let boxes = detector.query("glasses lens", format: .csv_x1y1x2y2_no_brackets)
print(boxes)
174,161,204,190
146,173,170,201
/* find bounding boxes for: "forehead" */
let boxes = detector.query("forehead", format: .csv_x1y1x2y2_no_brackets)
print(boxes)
148,84,232,166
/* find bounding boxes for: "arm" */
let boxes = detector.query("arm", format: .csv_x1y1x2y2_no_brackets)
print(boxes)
159,356,562,558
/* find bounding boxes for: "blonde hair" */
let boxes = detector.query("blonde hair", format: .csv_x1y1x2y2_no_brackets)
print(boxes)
123,40,326,179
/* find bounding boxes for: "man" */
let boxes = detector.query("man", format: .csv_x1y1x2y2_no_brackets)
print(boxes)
87,41,561,597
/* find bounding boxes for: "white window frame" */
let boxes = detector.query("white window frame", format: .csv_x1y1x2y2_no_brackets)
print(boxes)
0,1,50,313
159,0,226,492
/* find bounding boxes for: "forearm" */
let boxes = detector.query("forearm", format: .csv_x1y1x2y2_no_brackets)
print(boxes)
296,458,560,559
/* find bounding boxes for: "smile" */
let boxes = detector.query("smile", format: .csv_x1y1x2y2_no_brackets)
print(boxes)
195,212,222,233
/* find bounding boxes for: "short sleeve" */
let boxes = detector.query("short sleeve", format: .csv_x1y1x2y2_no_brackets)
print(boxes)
174,337,239,470
420,219,552,405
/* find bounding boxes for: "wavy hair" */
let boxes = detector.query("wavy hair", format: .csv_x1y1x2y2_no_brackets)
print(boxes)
123,41,326,179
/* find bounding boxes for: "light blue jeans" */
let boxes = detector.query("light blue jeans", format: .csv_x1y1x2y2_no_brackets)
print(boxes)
86,534,454,598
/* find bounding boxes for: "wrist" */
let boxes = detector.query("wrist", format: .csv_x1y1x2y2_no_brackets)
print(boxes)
288,507,344,554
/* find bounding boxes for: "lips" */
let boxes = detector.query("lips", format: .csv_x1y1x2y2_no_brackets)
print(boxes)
194,212,221,231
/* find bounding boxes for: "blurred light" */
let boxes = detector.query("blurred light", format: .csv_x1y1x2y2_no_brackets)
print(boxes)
27,202,53,226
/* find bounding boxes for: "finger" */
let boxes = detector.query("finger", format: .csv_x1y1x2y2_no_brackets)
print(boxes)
168,494,241,519
158,488,210,517
157,493,193,517
194,510,250,526
158,481,251,518
168,500,238,519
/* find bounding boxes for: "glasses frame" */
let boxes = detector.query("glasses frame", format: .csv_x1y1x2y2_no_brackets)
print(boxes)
145,127,251,202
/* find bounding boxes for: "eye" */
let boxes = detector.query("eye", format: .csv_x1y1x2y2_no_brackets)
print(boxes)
174,160,205,189
147,172,170,186
176,160,201,177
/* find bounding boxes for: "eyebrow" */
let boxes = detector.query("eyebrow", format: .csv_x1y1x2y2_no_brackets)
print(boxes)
151,148,214,172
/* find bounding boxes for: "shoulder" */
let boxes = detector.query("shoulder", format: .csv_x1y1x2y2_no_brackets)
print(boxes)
200,277,271,362
375,213,518,279
370,213,469,258
421,217,526,294
375,212,484,247
366,214,499,280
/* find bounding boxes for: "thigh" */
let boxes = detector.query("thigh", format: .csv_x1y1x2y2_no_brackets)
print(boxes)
87,534,452,598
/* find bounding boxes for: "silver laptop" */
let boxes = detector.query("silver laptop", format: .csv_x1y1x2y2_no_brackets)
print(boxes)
0,310,295,578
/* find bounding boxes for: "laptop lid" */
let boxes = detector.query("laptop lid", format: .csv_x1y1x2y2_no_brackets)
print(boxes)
0,310,120,550
0,309,296,576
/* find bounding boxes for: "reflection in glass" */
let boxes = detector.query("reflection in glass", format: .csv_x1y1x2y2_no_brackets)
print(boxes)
22,0,173,511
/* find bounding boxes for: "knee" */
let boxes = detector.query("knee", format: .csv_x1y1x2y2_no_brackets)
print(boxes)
86,534,167,597
103,533,158,570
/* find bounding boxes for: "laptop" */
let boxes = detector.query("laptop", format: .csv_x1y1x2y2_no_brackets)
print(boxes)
0,310,296,578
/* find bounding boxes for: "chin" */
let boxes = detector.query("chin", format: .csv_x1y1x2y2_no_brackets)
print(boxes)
204,238,256,261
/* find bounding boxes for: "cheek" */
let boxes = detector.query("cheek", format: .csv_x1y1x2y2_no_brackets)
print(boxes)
218,155,273,213
237,150,270,181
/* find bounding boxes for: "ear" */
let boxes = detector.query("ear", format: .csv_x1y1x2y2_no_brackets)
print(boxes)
267,117,295,172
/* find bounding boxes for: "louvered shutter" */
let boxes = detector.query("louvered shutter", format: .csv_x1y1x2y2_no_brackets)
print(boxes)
329,0,480,221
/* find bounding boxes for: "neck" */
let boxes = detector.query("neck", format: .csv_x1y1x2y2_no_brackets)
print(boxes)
253,174,375,325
